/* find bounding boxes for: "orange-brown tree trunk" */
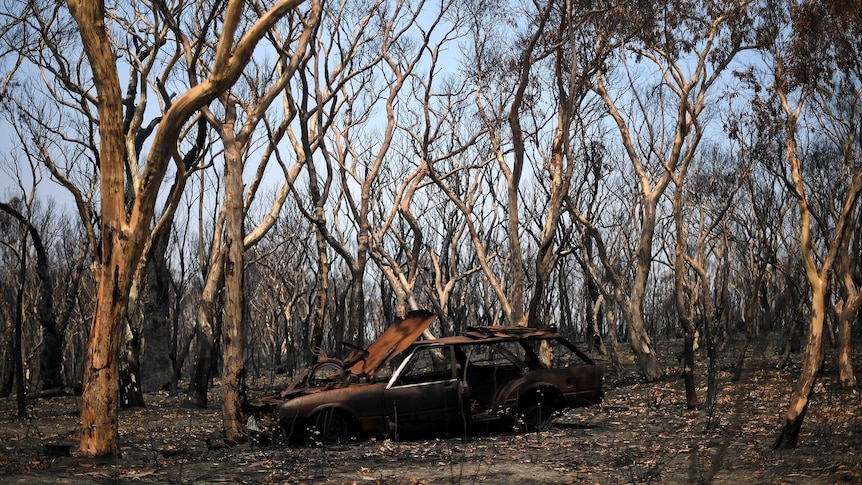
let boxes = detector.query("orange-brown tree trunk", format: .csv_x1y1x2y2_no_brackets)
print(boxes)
69,0,131,457
836,300,858,388
625,200,664,381
69,0,311,457
221,139,246,443
80,236,134,456
774,282,826,449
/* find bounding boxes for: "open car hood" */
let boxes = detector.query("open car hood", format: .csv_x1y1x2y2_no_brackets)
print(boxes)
348,309,436,376
243,310,437,410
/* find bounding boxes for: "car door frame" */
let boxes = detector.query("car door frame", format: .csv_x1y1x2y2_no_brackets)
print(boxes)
383,345,464,435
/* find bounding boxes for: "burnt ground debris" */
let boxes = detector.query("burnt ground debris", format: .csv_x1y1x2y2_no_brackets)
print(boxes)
1,338,860,484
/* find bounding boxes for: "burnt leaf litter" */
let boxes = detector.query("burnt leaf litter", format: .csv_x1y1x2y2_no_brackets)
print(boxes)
1,338,860,484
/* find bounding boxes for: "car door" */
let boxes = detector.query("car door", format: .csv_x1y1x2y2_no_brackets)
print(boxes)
383,345,464,435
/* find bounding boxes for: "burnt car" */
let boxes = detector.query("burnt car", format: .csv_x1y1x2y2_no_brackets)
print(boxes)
245,310,603,444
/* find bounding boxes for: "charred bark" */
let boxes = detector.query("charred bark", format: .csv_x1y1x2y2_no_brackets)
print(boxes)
774,384,814,450
837,311,857,388
141,227,174,392
186,316,214,408
0,201,63,390
119,321,145,408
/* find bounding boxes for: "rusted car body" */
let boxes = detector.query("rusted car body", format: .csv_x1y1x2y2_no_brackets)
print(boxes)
245,310,603,444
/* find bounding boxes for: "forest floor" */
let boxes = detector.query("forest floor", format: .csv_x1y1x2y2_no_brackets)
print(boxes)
1,336,860,484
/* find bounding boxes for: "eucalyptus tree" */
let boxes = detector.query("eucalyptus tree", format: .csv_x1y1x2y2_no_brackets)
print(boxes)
807,66,862,391
284,0,394,354
425,147,505,328
8,0,209,404
723,145,795,379
435,0,613,333
172,1,320,443
576,0,754,381
421,186,484,335
165,200,199,395
673,148,744,424
0,0,318,458
244,204,315,375
286,0,460,352
752,0,862,449
366,1,485,324
0,171,41,417
2,0,210,411
0,150,63,393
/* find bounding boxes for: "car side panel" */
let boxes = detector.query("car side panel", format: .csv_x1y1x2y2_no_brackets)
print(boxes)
383,378,463,434
277,382,390,436
494,365,604,414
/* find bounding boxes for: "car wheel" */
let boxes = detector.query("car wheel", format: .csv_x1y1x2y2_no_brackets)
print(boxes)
313,409,350,444
520,401,554,432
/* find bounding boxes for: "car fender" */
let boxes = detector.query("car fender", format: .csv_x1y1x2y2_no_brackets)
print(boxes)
279,392,352,422
496,379,563,413
308,402,355,420
516,383,564,407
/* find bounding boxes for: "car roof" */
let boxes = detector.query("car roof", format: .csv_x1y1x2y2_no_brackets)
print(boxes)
410,326,564,347
407,325,596,365
346,314,594,377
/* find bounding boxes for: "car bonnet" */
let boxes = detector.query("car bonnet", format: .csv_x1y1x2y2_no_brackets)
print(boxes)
347,309,437,376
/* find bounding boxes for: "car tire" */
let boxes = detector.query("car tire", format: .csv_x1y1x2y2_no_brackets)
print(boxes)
313,409,350,444
520,401,554,432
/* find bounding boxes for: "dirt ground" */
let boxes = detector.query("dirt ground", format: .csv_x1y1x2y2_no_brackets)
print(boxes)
1,338,860,484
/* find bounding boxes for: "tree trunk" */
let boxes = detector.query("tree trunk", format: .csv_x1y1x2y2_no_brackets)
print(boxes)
622,201,663,381
604,307,625,381
837,310,857,388
586,279,607,355
624,300,663,381
774,385,813,450
186,310,215,408
79,249,132,457
0,201,63,391
171,331,195,395
345,267,366,351
119,321,145,408
704,316,719,430
682,333,698,409
186,255,224,408
14,259,27,418
141,230,173,392
308,230,329,364
774,283,826,449
221,144,246,443
0,306,15,397
673,188,697,409
70,0,133,456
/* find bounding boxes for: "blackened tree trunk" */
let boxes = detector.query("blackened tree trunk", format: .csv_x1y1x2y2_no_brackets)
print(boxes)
140,224,174,392
119,321,145,408
309,230,329,364
14,248,27,418
186,282,218,408
672,185,698,409
0,201,63,390
0,316,13,397
346,268,366,350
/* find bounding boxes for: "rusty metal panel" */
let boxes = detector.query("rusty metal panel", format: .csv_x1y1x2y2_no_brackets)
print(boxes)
348,309,437,376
